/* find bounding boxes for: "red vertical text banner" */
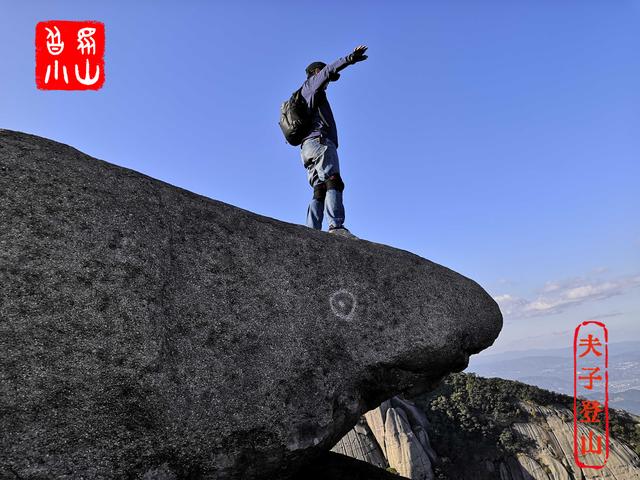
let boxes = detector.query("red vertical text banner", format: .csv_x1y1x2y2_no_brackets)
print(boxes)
573,320,609,469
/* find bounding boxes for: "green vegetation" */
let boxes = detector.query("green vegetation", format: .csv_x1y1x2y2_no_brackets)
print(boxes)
413,374,538,461
609,408,640,454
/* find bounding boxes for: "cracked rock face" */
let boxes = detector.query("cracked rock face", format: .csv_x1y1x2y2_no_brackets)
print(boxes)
506,403,640,480
0,130,502,479
333,396,438,480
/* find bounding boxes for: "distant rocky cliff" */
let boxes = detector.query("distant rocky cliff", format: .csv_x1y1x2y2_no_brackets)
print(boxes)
334,374,640,480
333,396,438,479
0,130,502,479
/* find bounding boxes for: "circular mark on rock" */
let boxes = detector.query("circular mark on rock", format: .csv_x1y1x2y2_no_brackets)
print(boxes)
330,289,357,320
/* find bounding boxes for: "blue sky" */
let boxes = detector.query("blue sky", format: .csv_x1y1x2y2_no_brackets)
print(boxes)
2,0,639,355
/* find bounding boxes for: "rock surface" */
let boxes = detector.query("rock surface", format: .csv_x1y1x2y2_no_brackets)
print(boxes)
330,417,388,469
506,403,640,480
292,451,410,480
333,396,438,479
0,130,502,479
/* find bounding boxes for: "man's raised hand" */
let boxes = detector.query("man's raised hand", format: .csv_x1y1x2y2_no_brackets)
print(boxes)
347,45,368,64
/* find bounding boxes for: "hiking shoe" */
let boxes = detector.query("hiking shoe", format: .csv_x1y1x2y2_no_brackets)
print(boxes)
328,226,358,239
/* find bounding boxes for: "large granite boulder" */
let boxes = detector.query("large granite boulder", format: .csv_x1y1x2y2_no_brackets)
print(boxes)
0,129,502,479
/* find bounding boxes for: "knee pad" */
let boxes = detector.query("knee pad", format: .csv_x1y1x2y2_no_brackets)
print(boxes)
326,173,345,192
313,183,327,201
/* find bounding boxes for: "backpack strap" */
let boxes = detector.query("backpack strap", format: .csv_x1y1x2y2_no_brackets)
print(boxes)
312,90,329,127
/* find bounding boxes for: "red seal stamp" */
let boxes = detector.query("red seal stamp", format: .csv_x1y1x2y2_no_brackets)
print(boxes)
35,20,105,90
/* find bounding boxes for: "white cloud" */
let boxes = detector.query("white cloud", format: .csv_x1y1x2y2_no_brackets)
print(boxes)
491,294,528,316
540,281,563,293
493,273,640,319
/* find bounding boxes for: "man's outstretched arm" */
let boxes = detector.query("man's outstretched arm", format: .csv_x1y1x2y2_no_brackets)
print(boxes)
304,45,369,98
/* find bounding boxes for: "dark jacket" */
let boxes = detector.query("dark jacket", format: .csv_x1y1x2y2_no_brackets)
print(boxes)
300,57,351,148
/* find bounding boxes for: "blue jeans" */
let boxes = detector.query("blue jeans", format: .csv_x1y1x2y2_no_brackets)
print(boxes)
300,137,345,230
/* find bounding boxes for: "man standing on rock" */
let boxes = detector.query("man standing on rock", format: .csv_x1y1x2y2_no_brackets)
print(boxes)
299,45,368,239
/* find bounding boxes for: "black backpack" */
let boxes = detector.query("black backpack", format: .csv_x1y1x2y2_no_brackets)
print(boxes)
279,88,311,146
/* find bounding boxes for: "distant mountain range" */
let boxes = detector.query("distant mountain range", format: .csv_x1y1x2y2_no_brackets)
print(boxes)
467,341,640,414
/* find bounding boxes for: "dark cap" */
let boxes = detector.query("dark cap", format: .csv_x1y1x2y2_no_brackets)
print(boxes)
305,61,326,77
